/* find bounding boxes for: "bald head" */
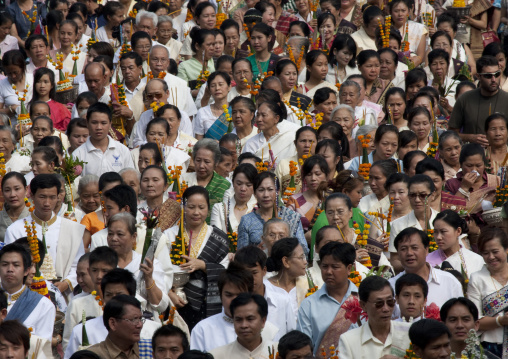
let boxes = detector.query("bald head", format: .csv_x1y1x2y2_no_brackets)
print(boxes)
149,45,170,76
145,79,169,104
85,63,107,98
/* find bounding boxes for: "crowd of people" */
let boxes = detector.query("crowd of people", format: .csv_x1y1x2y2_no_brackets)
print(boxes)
0,0,506,357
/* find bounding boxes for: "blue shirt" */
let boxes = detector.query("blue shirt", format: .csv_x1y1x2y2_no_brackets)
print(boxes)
297,280,359,354
346,151,403,172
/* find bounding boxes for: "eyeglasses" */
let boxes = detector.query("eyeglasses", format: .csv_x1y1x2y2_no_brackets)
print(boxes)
479,71,501,79
368,298,396,308
290,253,307,261
118,317,145,325
408,193,430,200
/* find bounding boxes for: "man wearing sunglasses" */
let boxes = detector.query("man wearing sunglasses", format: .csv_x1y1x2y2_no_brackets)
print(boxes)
338,276,404,359
450,55,508,146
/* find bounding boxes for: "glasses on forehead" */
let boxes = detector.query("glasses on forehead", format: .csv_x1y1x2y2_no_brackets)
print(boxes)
408,192,430,200
479,71,501,79
368,298,396,309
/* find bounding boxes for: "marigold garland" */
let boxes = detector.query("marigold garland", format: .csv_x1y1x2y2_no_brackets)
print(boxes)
91,290,104,308
348,268,362,287
354,221,373,268
0,153,5,177
24,219,49,298
282,160,298,204
305,269,318,297
22,5,37,37
357,135,372,179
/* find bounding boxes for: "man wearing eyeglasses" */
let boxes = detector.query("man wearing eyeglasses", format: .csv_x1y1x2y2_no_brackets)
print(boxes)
338,276,407,359
449,55,508,146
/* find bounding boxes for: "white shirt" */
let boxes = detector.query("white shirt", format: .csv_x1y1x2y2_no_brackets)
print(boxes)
123,250,171,295
211,339,277,359
0,73,33,107
62,294,102,350
194,82,239,109
193,105,220,136
5,152,31,174
263,279,296,338
124,80,143,104
388,209,439,253
72,136,135,176
389,264,463,308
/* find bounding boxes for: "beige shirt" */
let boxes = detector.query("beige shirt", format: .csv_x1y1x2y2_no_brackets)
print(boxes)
88,336,139,359
210,339,277,359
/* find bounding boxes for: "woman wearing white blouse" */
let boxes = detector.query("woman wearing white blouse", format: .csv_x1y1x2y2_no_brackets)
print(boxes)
467,227,508,358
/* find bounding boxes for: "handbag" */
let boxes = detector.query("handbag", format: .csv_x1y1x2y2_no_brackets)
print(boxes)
482,28,500,47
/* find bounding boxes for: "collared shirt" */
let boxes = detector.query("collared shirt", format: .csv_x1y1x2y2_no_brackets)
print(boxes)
339,320,396,359
389,264,463,308
297,281,359,354
88,336,140,359
210,338,277,359
0,35,18,55
124,81,143,104
72,136,134,176
388,208,439,253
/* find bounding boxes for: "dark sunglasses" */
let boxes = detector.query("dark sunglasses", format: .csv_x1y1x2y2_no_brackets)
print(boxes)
479,71,501,79
369,298,396,308
408,193,430,200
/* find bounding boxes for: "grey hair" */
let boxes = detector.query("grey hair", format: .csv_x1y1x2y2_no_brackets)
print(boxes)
355,124,378,143
136,10,158,27
150,44,170,58
262,218,290,237
330,104,355,122
193,138,221,164
109,212,137,235
158,15,173,26
77,174,99,196
0,125,16,145
286,36,310,52
438,130,463,151
119,168,141,180
339,80,361,96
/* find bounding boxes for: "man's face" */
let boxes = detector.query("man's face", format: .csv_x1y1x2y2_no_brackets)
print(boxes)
478,65,501,93
396,285,426,320
0,335,27,359
261,223,289,253
150,48,169,76
153,335,185,359
397,234,428,273
28,39,49,62
146,81,169,105
244,264,266,295
285,345,313,359
136,18,157,37
76,261,94,294
444,303,479,343
85,67,107,97
221,282,246,318
120,58,142,84
233,301,266,343
110,305,143,344
103,283,130,304
87,112,111,141
415,334,451,359
33,187,58,218
319,255,351,290
360,286,395,324
88,262,115,291
0,252,29,291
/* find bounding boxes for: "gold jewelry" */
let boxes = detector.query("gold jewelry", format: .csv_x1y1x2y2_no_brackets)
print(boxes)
30,212,57,227
490,275,504,299
235,204,248,211
10,286,27,302
146,280,156,290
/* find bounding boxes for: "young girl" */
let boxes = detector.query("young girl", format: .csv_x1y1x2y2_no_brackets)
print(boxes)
50,20,87,76
405,68,427,101
0,13,18,54
408,106,432,152
67,12,90,50
301,50,336,99
32,68,71,132
25,146,59,185
180,1,217,59
247,23,281,79
193,72,231,139
318,12,336,50
96,1,125,50
72,91,98,119
326,34,359,85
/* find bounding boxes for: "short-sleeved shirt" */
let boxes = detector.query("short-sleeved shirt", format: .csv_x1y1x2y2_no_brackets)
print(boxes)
7,1,47,40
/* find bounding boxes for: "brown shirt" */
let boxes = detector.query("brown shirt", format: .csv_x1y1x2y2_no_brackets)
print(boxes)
88,336,140,359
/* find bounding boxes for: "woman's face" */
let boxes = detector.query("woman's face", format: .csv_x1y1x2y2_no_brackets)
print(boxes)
407,81,426,100
107,220,136,255
391,1,409,26
146,123,168,145
31,119,52,145
407,154,425,177
430,57,449,81
194,148,216,180
233,173,254,203
334,47,353,68
197,34,216,59
157,21,173,45
80,182,100,213
256,103,279,132
368,165,388,197
344,183,363,208
461,154,485,178
304,164,327,191
437,22,456,39
422,170,443,197
398,139,417,160
197,6,216,29
158,109,181,137
254,177,276,210
332,108,354,138
317,145,339,175
69,126,89,151
55,2,69,17
295,130,316,159
108,9,125,28
77,100,91,118
433,219,460,253
338,85,360,107
388,182,409,210
289,25,305,37
224,27,240,53
214,34,225,57
278,64,298,92
486,118,508,147
379,52,397,80
386,93,405,121
325,197,352,228
140,168,167,200
262,7,276,24
155,6,168,15
315,93,337,122
209,75,230,101
295,0,309,13
233,62,253,89
31,153,54,176
481,238,508,273
232,102,254,131
185,193,209,228
359,57,380,82
376,131,398,159
59,23,77,47
250,31,270,53
440,137,461,167
320,18,335,42
73,18,85,41
413,97,434,116
409,114,431,141
432,35,452,58
365,15,384,37
133,38,151,61
2,177,27,209
138,149,158,172
285,244,307,278
35,74,53,99
4,65,24,84
308,53,329,81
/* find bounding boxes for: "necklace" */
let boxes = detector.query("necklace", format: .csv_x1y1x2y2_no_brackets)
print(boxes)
490,275,503,299
235,204,248,211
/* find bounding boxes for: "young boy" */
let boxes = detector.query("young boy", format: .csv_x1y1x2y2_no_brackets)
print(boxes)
395,273,428,322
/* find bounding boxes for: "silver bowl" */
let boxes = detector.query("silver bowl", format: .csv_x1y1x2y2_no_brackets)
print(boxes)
173,272,190,304
483,207,503,225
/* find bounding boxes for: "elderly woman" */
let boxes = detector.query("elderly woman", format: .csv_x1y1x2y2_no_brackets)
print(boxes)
165,186,229,330
156,16,182,60
231,59,254,98
438,130,463,181
275,59,312,112
347,124,377,167
231,97,256,147
75,174,100,222
0,172,29,240
182,139,231,223
331,104,356,158
237,171,309,253
338,80,377,129
260,218,290,256
484,113,508,176
155,104,198,151
0,127,30,174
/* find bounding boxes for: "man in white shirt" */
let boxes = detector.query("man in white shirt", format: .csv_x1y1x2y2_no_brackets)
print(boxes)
409,319,452,359
210,293,277,359
119,52,144,104
72,102,134,176
84,62,111,104
389,227,463,308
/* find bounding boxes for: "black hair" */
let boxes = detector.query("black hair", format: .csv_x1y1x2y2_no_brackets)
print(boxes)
317,12,336,29
182,185,210,208
139,142,163,166
216,54,235,70
405,68,428,93
324,192,352,211
433,209,468,234
89,246,119,268
66,118,88,139
69,351,101,359
168,58,178,76
317,122,350,158
394,227,429,251
131,31,152,49
315,139,344,173
347,73,366,88
275,59,298,77
430,30,453,49
194,1,215,19
16,236,46,268
2,50,26,75
371,159,399,179
30,173,61,195
155,103,182,119
438,130,462,151
0,12,13,27
220,18,240,33
25,35,49,52
328,34,357,67
177,351,214,359
31,113,52,130
402,150,427,173
288,20,311,37
152,325,190,352
0,243,31,276
428,48,450,68
59,19,78,35
102,1,124,22
409,319,451,351
103,294,141,331
218,261,254,299
234,245,267,269
374,124,399,145
407,106,431,127
395,273,428,298
415,157,445,180
104,184,137,217
101,268,136,296
389,0,411,12
440,297,479,322
408,173,436,193
146,117,170,137
384,172,409,191
456,81,476,95
232,58,253,74
476,55,499,74
93,55,114,74
315,225,338,249
98,172,123,192
363,5,383,25
231,163,257,185
219,147,233,162
88,42,115,59
301,155,330,177
359,275,394,302
76,91,98,109
485,113,508,133
459,143,487,165
398,130,417,149
1,172,27,191
319,241,355,266
357,49,380,67
250,22,273,39
141,165,168,186
86,102,112,122
66,11,84,24
190,27,215,53
238,152,262,164
148,1,169,13
313,87,337,106
45,10,64,34
0,321,30,355
378,48,398,67
269,237,300,272
437,12,458,33
120,51,143,67
230,293,268,319
278,331,313,359
207,71,231,88
258,97,287,123
219,133,239,147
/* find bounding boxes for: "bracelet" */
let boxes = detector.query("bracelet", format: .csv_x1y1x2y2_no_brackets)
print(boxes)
458,187,470,199
146,280,156,290
496,316,503,327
